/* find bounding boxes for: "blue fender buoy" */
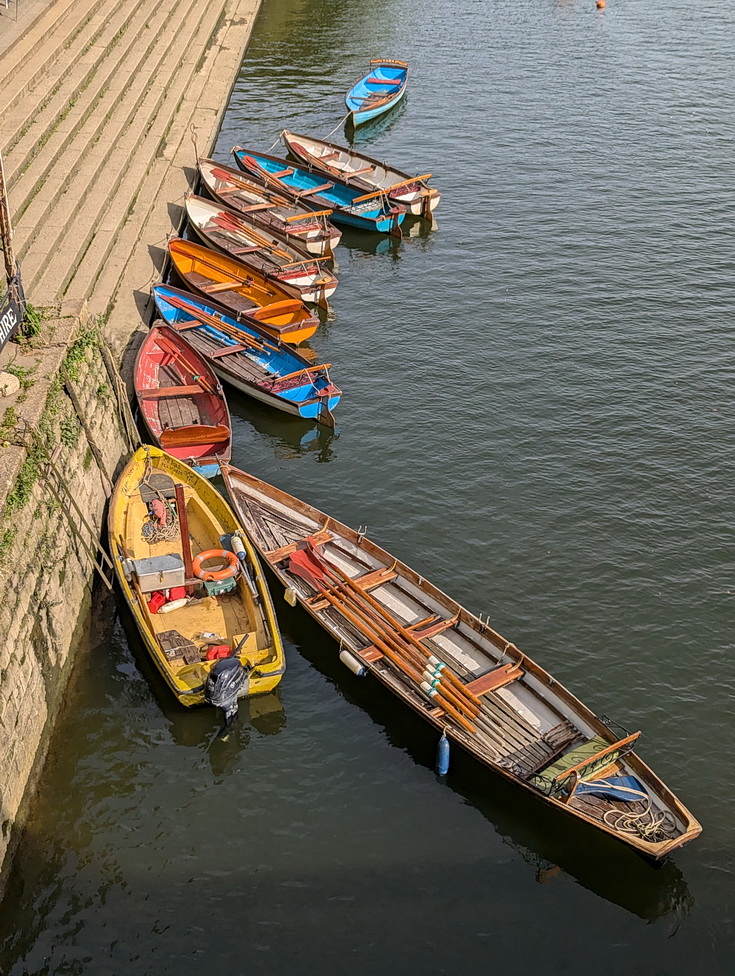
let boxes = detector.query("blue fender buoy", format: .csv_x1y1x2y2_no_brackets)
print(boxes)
436,732,450,776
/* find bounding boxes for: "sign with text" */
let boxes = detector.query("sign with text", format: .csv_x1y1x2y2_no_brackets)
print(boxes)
0,272,26,354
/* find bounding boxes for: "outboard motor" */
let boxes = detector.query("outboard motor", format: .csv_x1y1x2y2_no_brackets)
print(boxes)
205,657,250,733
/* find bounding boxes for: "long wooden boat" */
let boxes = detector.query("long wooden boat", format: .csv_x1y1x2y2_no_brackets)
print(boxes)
167,238,319,345
198,158,342,257
232,147,406,236
282,130,441,220
108,447,285,724
184,194,338,305
152,285,341,427
345,59,409,127
221,464,702,860
134,325,231,479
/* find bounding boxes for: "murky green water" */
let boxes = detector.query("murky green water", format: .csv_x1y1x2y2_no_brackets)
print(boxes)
2,0,735,971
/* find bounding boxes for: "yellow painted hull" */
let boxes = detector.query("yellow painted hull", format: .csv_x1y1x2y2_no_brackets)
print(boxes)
108,446,285,707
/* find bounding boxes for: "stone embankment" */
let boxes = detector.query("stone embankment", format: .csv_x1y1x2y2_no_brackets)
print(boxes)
0,0,262,882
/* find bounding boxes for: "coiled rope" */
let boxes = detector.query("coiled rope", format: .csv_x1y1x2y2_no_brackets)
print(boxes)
603,801,677,844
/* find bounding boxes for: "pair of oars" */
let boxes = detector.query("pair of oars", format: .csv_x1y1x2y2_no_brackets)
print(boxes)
213,210,294,261
210,165,292,208
155,333,217,395
215,209,332,280
288,545,481,736
162,293,274,357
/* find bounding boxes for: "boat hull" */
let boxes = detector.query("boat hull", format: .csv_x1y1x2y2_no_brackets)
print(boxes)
108,448,285,708
232,148,406,236
345,59,409,126
134,325,232,479
185,194,339,304
221,466,702,860
152,285,341,427
198,157,342,257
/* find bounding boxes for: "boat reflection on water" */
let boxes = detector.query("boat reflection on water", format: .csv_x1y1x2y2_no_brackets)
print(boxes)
337,216,435,263
228,384,339,464
268,585,694,924
344,97,407,145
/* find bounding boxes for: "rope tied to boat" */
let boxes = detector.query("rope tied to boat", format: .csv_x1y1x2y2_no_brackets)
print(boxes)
325,112,351,139
603,800,677,844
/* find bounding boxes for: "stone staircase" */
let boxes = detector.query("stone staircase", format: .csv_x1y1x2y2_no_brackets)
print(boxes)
1,0,260,352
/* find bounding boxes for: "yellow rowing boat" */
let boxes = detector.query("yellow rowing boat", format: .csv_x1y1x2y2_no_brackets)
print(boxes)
109,446,285,721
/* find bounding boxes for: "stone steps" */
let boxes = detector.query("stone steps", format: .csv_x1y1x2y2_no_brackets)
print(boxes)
2,0,260,313
3,0,151,193
46,0,230,302
0,0,110,127
16,0,222,292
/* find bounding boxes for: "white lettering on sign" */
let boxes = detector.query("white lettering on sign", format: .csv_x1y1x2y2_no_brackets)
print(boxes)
0,305,18,344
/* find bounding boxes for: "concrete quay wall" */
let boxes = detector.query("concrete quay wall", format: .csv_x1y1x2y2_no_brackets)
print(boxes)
0,0,262,884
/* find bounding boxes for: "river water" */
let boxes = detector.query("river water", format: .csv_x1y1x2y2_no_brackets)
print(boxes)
2,0,734,971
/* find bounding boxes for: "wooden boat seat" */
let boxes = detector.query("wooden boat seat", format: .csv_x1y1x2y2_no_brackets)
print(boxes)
464,661,524,697
160,424,229,447
271,167,294,178
349,166,375,176
306,564,398,611
139,384,203,398
320,150,341,161
201,279,242,294
265,528,334,563
170,321,201,332
239,202,275,213
294,182,334,198
406,613,459,640
230,245,261,255
210,343,249,358
366,76,401,85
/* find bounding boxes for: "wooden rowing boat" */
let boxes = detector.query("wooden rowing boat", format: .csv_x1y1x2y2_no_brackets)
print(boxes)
221,464,702,860
152,285,341,428
108,447,285,722
184,194,338,306
345,59,409,127
231,147,406,236
134,325,231,479
198,157,342,257
167,238,319,345
282,130,441,219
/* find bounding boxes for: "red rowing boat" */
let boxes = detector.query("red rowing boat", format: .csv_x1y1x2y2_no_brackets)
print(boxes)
134,325,232,478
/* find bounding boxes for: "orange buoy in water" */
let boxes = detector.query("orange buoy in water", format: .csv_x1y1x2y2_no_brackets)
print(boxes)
597,0,606,8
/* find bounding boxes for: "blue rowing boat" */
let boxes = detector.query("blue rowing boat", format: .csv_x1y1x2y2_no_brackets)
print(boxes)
152,285,341,428
345,59,408,126
232,147,406,236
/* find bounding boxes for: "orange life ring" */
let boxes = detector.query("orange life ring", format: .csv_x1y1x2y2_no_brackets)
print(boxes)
192,549,239,581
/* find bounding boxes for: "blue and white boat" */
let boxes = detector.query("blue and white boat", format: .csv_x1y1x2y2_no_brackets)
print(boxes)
232,147,406,236
152,285,341,428
345,59,409,126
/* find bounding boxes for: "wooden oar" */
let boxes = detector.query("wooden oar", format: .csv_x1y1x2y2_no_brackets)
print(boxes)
288,551,476,734
304,539,482,707
294,546,480,720
161,294,270,354
155,334,216,395
214,211,294,260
